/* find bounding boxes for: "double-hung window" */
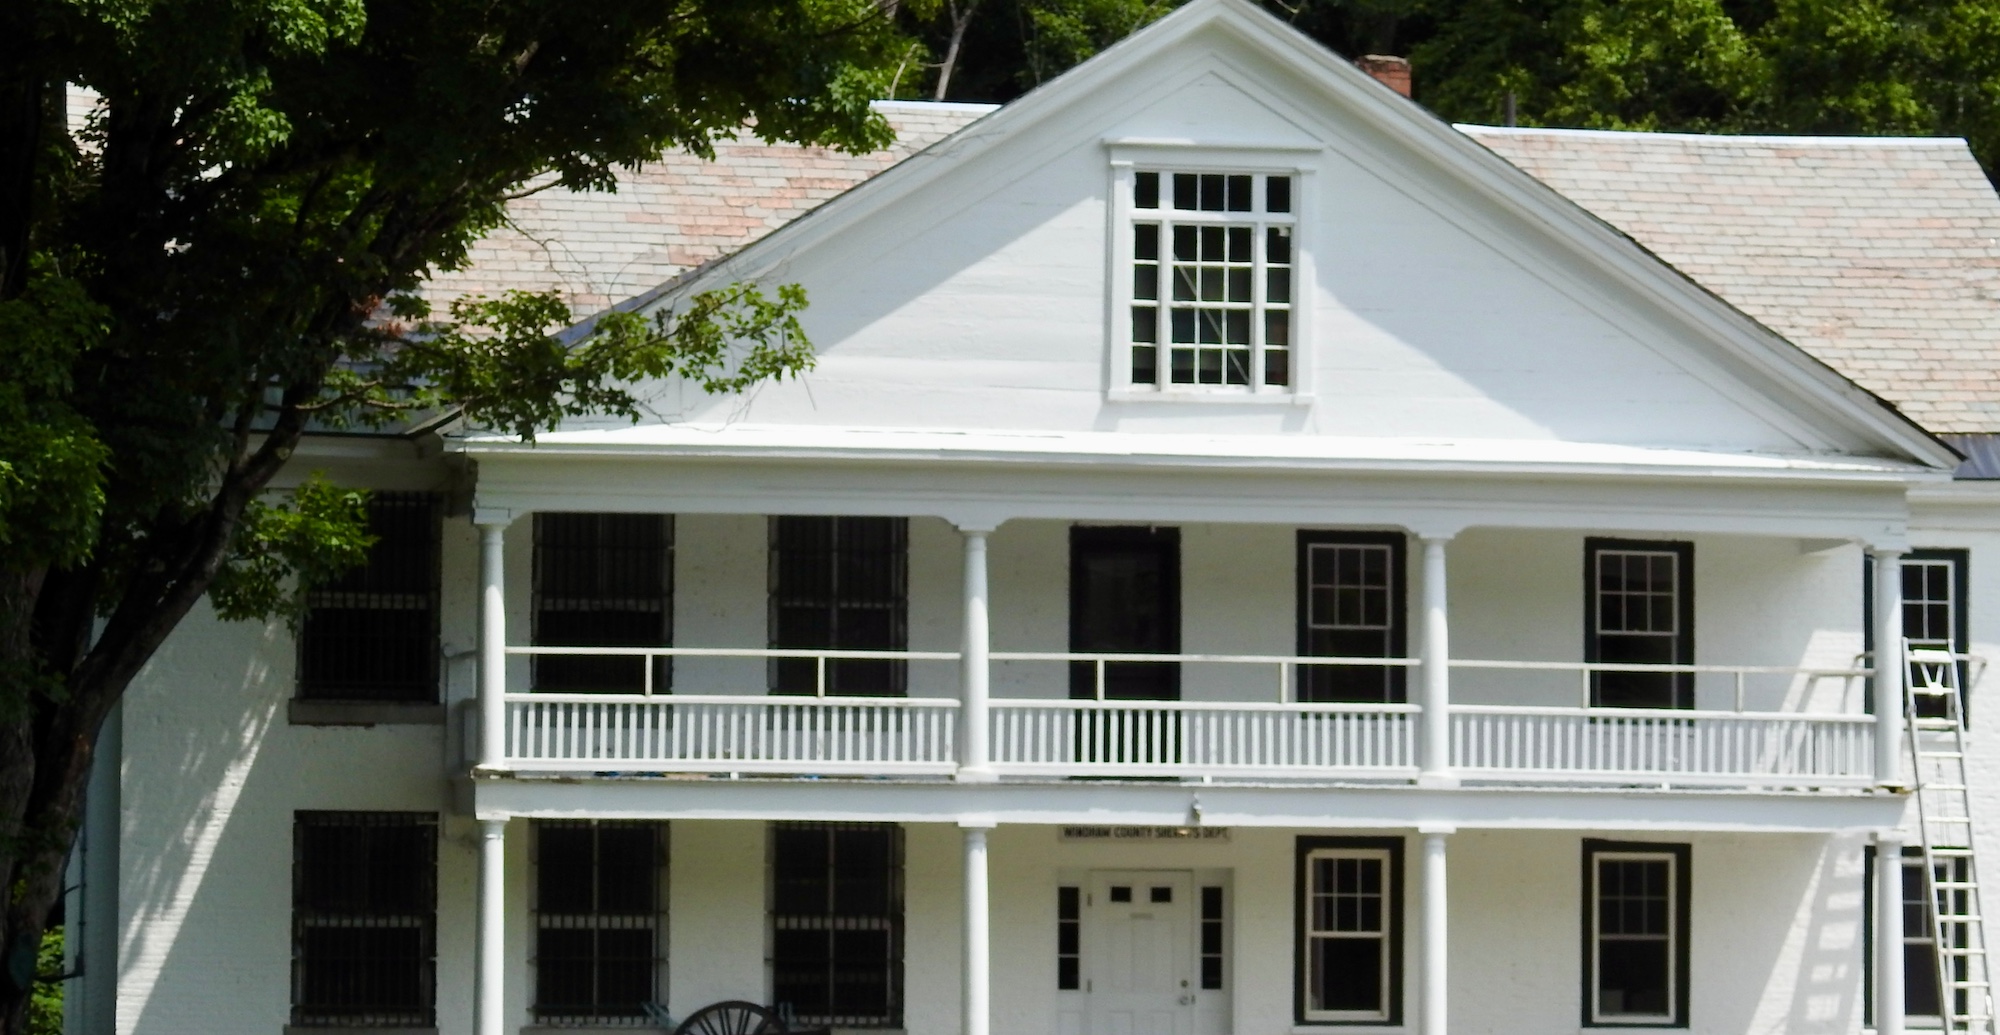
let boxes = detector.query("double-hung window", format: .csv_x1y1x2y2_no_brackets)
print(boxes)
532,513,674,693
769,822,904,1028
1296,837,1402,1025
291,812,437,1028
1867,549,1970,720
533,820,667,1024
298,492,440,703
1868,846,1970,1025
1586,539,1694,709
1297,532,1408,703
1125,168,1296,393
1583,840,1690,1027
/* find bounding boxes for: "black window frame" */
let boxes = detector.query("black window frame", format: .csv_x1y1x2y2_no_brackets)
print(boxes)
1584,538,1695,710
531,819,669,1024
1069,525,1182,701
1294,835,1404,1026
1296,531,1409,704
1581,839,1691,1028
297,492,441,703
1864,548,1971,719
768,822,905,1029
768,516,909,697
531,513,675,694
291,811,439,1029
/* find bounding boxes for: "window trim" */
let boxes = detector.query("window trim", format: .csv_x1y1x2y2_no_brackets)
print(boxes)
1581,839,1691,1028
1296,530,1410,704
1105,143,1318,404
1583,538,1695,710
1294,835,1404,1026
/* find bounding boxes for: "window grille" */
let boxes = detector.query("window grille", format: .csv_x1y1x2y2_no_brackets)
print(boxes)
533,820,668,1024
292,812,437,1028
1200,886,1226,991
1586,539,1694,709
533,514,673,693
1129,170,1294,391
769,518,908,696
298,492,440,702
1298,533,1407,703
769,822,903,1028
1582,840,1689,1027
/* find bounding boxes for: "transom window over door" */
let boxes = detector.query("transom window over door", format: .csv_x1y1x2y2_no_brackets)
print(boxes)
1297,532,1408,703
1128,170,1295,392
1586,539,1694,709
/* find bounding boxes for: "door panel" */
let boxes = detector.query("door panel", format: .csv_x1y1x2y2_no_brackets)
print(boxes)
1087,871,1195,1035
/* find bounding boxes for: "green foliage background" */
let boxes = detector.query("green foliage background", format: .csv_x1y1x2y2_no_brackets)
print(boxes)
896,0,2000,180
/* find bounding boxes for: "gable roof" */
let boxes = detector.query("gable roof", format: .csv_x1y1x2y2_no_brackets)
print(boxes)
566,0,1950,470
1465,127,2000,436
420,101,996,316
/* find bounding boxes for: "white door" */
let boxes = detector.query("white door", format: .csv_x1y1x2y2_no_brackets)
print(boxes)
1086,871,1196,1035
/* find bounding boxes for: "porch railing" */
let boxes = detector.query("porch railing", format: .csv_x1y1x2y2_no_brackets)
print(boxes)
491,646,1877,787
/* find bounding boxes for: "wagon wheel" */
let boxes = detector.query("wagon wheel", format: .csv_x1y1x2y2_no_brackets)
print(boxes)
673,1000,788,1035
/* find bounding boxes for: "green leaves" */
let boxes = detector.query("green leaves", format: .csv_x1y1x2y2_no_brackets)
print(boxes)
0,270,110,572
207,476,374,626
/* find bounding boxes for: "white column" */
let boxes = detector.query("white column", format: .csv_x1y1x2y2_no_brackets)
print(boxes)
1873,547,1908,786
1419,536,1456,787
1878,829,1907,1035
476,818,507,1035
476,513,512,769
1420,825,1451,1035
963,823,994,1035
959,527,995,781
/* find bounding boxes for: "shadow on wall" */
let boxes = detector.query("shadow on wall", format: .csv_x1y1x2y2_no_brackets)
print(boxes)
117,606,288,1034
1772,833,1866,1034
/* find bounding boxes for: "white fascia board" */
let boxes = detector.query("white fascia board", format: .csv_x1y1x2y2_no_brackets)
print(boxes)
472,775,1905,833
454,424,1940,483
585,0,1951,472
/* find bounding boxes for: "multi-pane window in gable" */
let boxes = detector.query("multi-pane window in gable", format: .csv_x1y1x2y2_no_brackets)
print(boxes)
1130,171,1294,391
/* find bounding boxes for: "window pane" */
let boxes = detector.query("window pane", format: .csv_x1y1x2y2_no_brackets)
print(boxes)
1135,172,1159,209
1598,939,1669,1016
1267,175,1292,213
1310,936,1383,1012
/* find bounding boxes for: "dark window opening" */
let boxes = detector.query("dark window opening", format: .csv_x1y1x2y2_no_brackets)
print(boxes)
1585,540,1694,710
770,517,908,696
533,820,667,1023
1865,846,1971,1023
1582,840,1690,1028
1069,526,1180,701
1297,532,1408,704
1295,836,1403,1025
292,812,437,1028
533,513,673,693
770,822,904,1028
298,493,440,703
1201,886,1226,991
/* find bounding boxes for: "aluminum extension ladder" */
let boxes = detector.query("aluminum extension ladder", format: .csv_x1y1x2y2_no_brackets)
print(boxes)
1907,646,1995,1033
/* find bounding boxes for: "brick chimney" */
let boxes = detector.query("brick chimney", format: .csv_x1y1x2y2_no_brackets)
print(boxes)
1356,55,1412,98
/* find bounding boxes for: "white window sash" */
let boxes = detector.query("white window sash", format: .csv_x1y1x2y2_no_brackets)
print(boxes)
1302,848,1393,1023
1590,850,1677,1025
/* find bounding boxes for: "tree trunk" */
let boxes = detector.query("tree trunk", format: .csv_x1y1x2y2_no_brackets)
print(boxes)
934,0,981,101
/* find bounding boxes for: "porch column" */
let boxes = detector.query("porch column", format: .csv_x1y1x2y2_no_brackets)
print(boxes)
476,510,513,770
1419,536,1456,787
1877,828,1906,1035
959,526,996,781
476,818,507,1035
962,822,994,1035
1873,546,1907,786
1419,825,1452,1035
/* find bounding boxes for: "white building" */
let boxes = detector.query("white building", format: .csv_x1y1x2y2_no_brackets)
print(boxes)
68,2,2000,1034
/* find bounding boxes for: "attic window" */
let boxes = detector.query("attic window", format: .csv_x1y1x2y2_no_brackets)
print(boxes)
1129,170,1294,392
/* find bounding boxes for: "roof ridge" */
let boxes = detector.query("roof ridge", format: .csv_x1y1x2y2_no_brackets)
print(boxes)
1459,124,1970,148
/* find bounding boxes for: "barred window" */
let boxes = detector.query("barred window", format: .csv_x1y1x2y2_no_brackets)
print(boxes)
533,514,673,693
298,492,440,702
534,820,668,1024
292,812,437,1028
770,822,903,1028
1128,170,1294,392
769,517,908,696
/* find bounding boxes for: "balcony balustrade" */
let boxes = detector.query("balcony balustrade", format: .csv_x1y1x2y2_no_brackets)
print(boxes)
490,646,1879,790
